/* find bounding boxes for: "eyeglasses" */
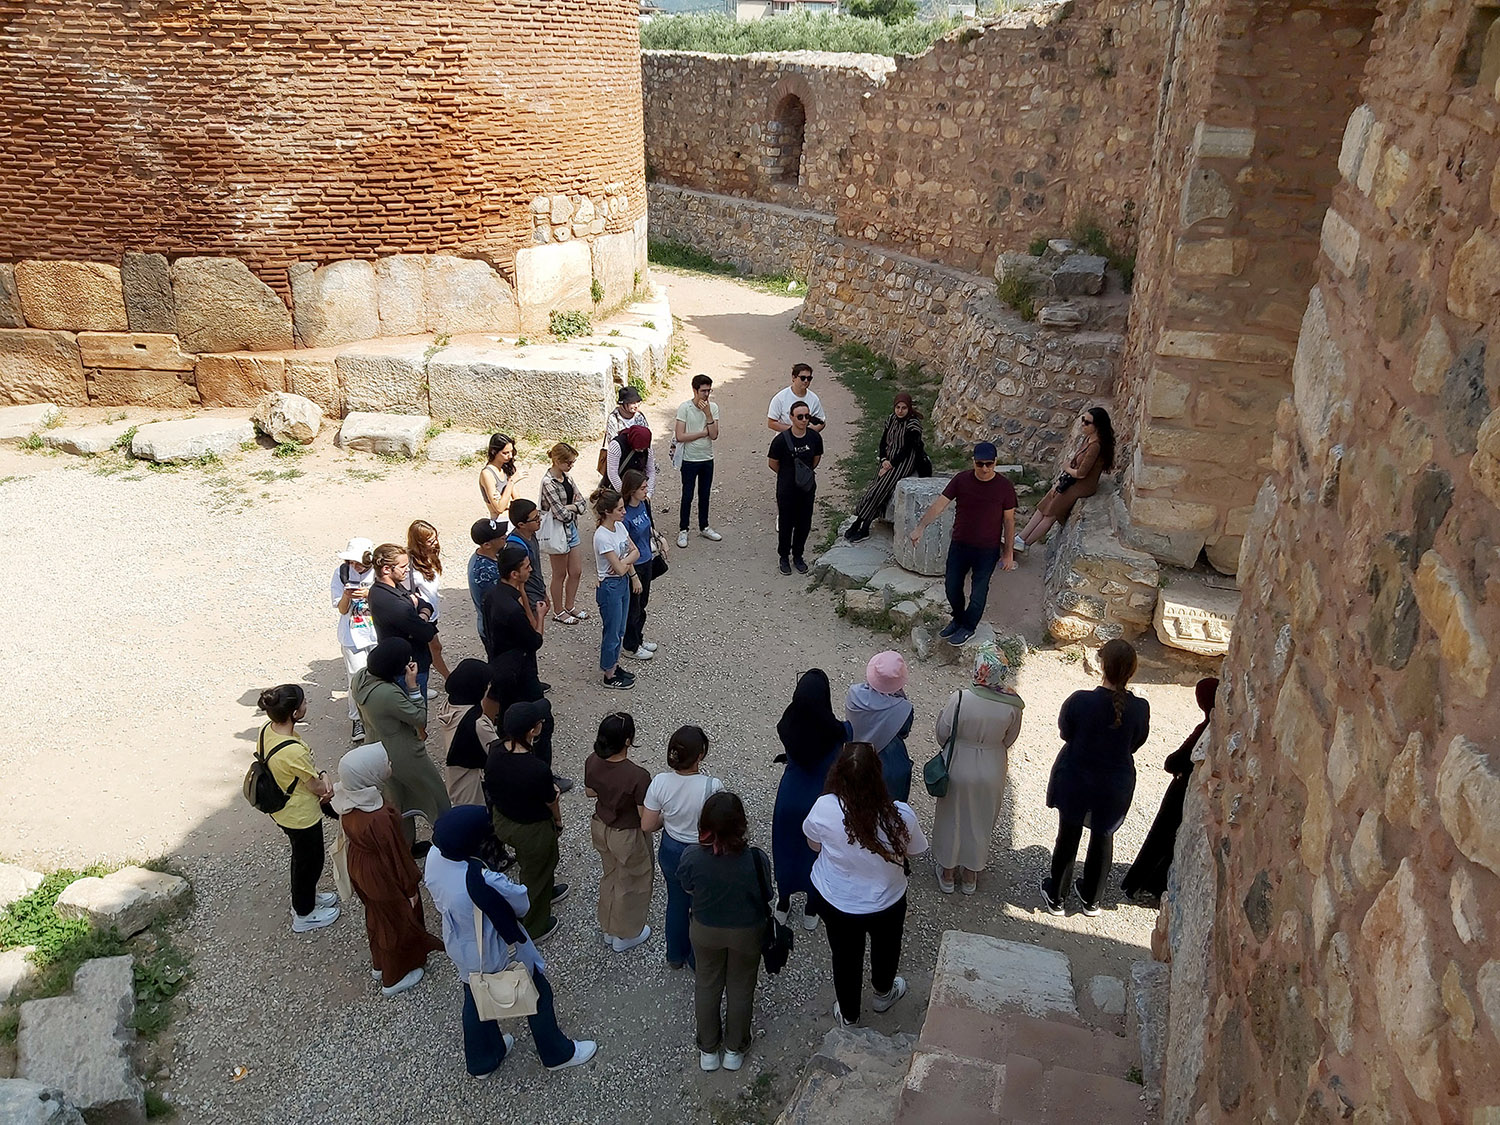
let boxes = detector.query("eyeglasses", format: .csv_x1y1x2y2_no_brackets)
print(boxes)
974,460,996,467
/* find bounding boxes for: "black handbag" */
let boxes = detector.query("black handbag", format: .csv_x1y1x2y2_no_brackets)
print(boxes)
1056,471,1078,493
645,499,669,579
753,850,793,974
649,553,669,580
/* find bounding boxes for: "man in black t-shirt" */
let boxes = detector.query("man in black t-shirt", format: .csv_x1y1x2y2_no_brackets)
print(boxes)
767,402,824,575
368,543,450,697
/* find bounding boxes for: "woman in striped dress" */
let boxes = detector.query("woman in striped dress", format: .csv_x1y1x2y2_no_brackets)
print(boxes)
844,393,926,542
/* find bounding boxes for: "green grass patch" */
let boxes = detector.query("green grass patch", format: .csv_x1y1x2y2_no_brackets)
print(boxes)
272,441,307,459
648,240,805,297
112,425,139,452
19,432,44,451
995,274,1037,320
640,10,962,55
145,1087,176,1119
252,467,304,483
549,309,592,340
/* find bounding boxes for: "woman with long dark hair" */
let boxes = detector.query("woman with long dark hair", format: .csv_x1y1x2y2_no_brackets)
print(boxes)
845,392,926,542
1040,638,1150,916
771,670,850,930
803,742,928,1026
480,432,521,529
256,683,338,932
1016,405,1116,551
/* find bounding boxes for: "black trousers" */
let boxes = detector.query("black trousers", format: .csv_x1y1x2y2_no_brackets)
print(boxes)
279,822,325,917
776,486,816,562
1049,820,1113,905
624,567,653,652
810,888,906,1022
679,460,715,531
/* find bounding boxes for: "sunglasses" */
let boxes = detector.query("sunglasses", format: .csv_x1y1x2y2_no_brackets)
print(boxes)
974,460,996,467
1081,418,1095,427
792,414,810,421
794,375,813,382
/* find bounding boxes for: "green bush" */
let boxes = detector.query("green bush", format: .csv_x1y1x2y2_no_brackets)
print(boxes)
640,11,960,56
549,310,593,339
995,274,1036,320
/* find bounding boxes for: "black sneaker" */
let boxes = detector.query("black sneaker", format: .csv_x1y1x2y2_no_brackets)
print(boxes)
553,774,575,795
778,559,792,575
1074,880,1102,916
844,522,869,542
539,681,552,695
350,719,365,745
1039,877,1065,916
793,558,809,574
938,621,961,639
530,916,561,943
550,882,569,904
617,667,636,683
603,671,635,690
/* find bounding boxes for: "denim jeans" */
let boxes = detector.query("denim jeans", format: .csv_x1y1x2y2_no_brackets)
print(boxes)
596,575,630,673
679,459,715,531
461,969,574,1074
944,542,1002,630
657,834,696,969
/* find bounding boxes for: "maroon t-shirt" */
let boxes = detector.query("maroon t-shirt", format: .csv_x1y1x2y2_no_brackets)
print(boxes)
942,470,1018,548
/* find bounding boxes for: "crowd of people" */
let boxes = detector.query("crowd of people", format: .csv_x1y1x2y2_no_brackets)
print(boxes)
245,373,1194,1078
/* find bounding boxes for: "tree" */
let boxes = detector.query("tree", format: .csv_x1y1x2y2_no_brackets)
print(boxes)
846,0,919,25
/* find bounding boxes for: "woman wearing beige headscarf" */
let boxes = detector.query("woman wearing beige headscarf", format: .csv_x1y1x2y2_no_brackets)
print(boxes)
931,642,1024,895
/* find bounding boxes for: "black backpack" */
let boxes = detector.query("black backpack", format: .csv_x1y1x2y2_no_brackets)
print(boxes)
243,726,300,814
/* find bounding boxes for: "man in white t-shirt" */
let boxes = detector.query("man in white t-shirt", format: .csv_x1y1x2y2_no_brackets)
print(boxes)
330,537,377,746
767,364,826,434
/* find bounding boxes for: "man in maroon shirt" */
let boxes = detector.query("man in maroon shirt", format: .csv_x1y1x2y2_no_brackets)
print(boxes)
909,442,1017,645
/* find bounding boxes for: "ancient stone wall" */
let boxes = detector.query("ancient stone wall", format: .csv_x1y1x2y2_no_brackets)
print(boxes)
642,51,893,216
0,0,646,295
798,238,1121,467
647,184,835,279
1163,2,1500,1119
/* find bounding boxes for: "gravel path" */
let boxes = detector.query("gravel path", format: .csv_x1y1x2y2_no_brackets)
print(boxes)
0,272,1208,1122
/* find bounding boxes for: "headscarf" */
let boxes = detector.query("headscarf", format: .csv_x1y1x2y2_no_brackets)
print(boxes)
431,806,531,951
445,658,490,706
845,654,915,751
366,637,413,682
330,742,391,814
625,424,652,451
892,391,922,419
971,641,1021,695
776,670,848,770
1166,677,1219,775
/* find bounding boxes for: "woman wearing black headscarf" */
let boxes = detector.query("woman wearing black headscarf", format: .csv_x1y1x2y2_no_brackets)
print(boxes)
433,658,494,807
484,700,565,942
844,392,927,542
1121,677,1218,905
352,637,451,849
423,806,597,1076
770,669,852,929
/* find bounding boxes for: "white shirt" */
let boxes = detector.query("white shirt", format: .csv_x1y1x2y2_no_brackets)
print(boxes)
330,564,376,651
803,793,928,914
604,408,647,445
594,523,633,581
644,772,725,844
403,569,442,623
768,386,825,427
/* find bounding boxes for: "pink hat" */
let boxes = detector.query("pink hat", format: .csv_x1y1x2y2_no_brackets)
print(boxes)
866,651,908,695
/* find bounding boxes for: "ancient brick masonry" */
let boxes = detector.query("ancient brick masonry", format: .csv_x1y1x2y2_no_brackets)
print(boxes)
1163,0,1500,1121
0,0,646,295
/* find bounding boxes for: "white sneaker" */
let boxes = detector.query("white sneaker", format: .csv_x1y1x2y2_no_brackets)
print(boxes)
640,640,659,653
370,968,382,980
677,530,689,548
472,1034,515,1080
1013,535,1027,553
381,967,424,997
315,891,338,910
872,976,907,1013
699,527,722,541
772,906,789,926
547,1040,599,1071
424,686,440,700
291,903,339,933
622,648,654,661
723,1050,744,1071
700,1050,721,1072
611,924,652,952
833,1001,856,1027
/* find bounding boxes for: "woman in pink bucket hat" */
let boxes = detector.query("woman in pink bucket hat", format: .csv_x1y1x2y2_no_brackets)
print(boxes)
844,651,915,802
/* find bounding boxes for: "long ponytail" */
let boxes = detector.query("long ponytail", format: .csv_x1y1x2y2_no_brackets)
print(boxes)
1099,639,1138,727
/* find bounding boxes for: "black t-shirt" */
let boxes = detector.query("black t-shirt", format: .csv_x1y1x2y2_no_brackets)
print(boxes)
368,581,439,671
769,429,823,491
484,745,555,824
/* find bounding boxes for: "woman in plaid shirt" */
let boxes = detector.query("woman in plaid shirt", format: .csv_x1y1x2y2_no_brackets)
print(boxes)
540,442,591,625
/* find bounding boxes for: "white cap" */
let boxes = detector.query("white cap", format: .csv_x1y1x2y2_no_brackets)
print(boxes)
338,537,374,562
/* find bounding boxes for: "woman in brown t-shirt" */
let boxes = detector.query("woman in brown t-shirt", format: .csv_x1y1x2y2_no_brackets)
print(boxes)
1017,406,1115,551
583,712,656,952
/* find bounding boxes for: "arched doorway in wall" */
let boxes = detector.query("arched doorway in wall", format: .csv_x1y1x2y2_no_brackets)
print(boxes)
770,93,807,185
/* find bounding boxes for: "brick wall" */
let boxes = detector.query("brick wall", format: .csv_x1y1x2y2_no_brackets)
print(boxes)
0,0,646,295
1164,1,1500,1121
647,183,834,279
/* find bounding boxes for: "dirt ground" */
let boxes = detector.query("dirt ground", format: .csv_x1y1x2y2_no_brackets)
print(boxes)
0,270,1213,1122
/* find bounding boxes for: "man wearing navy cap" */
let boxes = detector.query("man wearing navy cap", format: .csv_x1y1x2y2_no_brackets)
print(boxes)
908,441,1017,646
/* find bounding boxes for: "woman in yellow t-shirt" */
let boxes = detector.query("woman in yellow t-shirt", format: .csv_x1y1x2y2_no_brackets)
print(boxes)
258,684,340,933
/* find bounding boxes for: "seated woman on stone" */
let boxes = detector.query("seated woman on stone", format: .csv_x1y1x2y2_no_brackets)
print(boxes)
845,392,927,542
1015,405,1114,552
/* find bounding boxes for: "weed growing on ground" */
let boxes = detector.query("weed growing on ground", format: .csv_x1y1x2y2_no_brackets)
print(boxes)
1067,215,1137,290
421,333,452,365
113,425,138,452
346,466,387,482
425,420,453,441
1028,236,1050,256
515,337,529,347
0,475,19,486
19,432,44,450
252,467,304,483
44,412,64,429
549,310,592,339
996,274,1037,320
144,1088,176,1119
272,441,307,459
1127,1065,1144,1085
457,453,477,468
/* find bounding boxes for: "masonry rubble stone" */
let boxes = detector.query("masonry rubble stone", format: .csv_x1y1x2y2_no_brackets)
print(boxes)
1359,860,1444,1102
120,252,176,335
169,257,294,353
1,862,44,908
129,416,255,464
0,263,24,327
1152,572,1239,656
14,260,128,332
0,946,38,1003
90,368,196,409
426,339,614,435
1052,254,1108,296
774,1026,915,1125
17,956,144,1125
289,259,380,348
54,866,190,936
426,256,521,335
0,1080,86,1125
0,330,88,406
336,338,430,415
250,391,322,445
1131,960,1169,1110
514,242,593,334
1088,974,1127,1016
337,412,430,458
1039,301,1088,329
43,420,136,456
0,403,59,442
892,476,954,577
1046,482,1160,645
1437,736,1500,877
423,430,489,462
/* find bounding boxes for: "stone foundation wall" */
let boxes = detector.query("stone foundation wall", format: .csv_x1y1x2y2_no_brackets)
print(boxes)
1163,1,1500,1119
647,184,835,279
1042,480,1159,645
798,237,1122,468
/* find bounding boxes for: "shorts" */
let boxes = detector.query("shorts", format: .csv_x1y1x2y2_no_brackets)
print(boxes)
566,521,580,550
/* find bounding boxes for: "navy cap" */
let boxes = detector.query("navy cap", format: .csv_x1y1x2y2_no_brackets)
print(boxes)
973,442,998,461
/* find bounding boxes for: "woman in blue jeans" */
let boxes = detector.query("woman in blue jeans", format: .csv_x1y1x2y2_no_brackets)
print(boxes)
642,725,723,970
422,806,597,1077
591,488,641,691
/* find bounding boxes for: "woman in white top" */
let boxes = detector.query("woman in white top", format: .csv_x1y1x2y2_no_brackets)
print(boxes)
592,488,641,690
803,742,928,1026
404,520,443,624
480,433,522,530
641,725,724,970
331,537,378,745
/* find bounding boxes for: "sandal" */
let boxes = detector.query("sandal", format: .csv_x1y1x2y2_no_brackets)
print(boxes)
553,610,580,625
571,608,590,621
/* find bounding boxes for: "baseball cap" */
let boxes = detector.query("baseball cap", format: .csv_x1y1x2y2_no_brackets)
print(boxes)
973,442,998,461
338,537,374,562
470,518,508,546
618,385,642,404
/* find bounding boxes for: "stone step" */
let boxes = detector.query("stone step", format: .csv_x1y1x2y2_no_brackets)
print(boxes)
813,528,895,592
773,1026,916,1125
1130,960,1169,1112
130,415,254,463
0,402,59,442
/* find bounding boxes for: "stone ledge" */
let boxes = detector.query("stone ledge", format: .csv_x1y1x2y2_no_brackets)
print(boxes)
54,866,190,937
0,403,59,442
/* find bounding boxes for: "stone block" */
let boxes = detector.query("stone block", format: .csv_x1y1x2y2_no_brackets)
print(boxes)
1448,229,1500,324
14,261,128,331
337,412,430,457
1052,254,1107,297
842,588,887,621
775,1026,914,1125
120,253,175,334
336,338,430,414
1359,860,1444,1102
1156,330,1294,365
592,230,638,307
77,332,194,371
1131,960,1169,1109
1180,167,1233,227
1192,122,1255,160
195,352,287,407
1414,550,1490,697
1087,974,1126,1016
1173,238,1246,277
1047,484,1160,642
887,600,920,632
54,866,189,936
893,476,954,576
423,430,488,462
17,956,144,1125
289,259,379,348
0,264,24,328
930,930,1078,1020
1038,302,1087,330
427,340,614,435
869,565,936,605
994,251,1049,288
169,257,293,353
514,242,593,333
373,255,429,336
1,946,38,1003
130,417,254,463
426,256,519,335
89,369,196,409
813,534,893,592
251,391,322,445
1438,736,1500,878
284,347,344,416
0,403,59,442
1338,104,1375,182
0,1080,85,1125
0,329,87,406
1,862,44,908
43,421,136,456
1320,208,1360,276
